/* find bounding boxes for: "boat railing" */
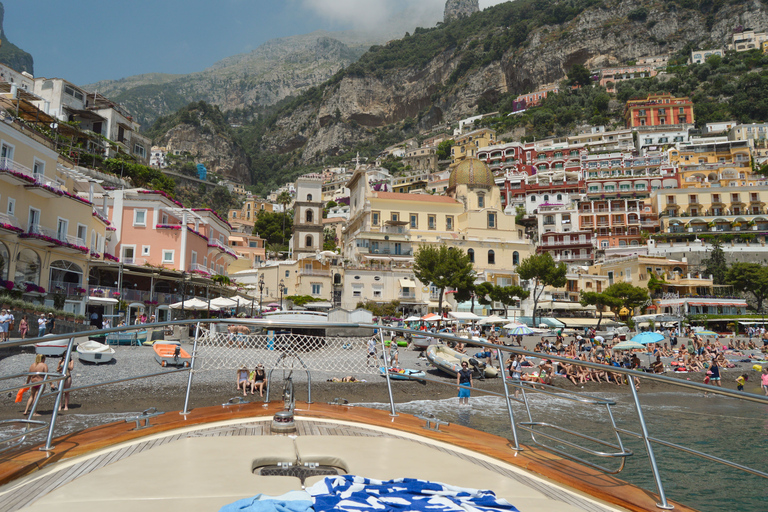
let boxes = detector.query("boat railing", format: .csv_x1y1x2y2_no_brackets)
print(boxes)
1,319,767,510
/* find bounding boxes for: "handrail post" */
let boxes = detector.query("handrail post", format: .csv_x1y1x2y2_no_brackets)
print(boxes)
497,348,521,450
629,375,674,509
379,327,396,417
42,336,75,451
181,322,201,415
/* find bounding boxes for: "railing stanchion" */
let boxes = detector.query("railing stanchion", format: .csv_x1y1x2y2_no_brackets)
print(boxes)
42,336,75,451
181,322,201,415
629,375,673,510
497,348,521,451
380,327,396,417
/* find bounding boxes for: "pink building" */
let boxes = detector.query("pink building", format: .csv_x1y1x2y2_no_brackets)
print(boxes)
106,189,236,277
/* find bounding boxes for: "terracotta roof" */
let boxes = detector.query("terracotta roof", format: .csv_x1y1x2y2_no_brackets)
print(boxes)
374,192,459,204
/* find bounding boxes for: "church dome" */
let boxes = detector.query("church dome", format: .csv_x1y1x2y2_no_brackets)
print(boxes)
448,158,494,191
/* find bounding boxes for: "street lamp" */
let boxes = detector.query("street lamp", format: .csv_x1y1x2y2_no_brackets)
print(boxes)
279,278,285,310
258,274,265,316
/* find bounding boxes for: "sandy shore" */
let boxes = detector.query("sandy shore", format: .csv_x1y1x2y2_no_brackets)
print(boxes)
0,333,765,420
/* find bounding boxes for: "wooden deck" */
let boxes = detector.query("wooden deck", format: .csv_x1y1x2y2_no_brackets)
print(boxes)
0,402,698,512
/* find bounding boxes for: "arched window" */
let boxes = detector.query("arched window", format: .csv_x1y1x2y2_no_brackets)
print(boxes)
556,194,562,201
488,250,495,265
0,242,8,280
513,251,519,265
306,209,313,223
305,235,313,248
49,260,83,291
544,194,549,201
307,194,313,201
467,248,474,263
15,248,41,286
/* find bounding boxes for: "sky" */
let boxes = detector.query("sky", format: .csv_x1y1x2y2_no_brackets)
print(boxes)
2,0,506,86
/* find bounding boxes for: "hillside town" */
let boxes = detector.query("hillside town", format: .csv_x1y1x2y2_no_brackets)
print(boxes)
1,40,768,335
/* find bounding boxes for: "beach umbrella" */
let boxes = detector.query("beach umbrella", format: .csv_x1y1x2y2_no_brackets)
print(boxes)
480,315,506,325
209,296,237,308
696,330,718,336
507,324,534,336
613,340,645,350
631,332,665,345
404,315,422,322
421,313,441,322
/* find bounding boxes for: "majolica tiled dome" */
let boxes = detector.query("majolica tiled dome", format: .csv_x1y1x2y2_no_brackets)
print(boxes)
448,158,494,190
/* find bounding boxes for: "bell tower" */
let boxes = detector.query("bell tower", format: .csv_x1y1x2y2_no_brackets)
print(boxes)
292,174,324,258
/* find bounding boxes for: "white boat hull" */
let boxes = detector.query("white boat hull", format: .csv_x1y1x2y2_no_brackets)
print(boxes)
77,341,116,364
35,336,67,357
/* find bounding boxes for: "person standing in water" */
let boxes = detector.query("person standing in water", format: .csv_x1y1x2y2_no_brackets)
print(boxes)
23,355,48,416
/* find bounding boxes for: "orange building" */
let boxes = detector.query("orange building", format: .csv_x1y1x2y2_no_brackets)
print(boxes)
624,93,694,128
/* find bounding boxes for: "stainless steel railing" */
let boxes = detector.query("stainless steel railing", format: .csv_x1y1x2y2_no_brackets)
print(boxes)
1,319,767,510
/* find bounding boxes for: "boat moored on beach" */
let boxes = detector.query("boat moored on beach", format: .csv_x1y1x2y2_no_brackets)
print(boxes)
426,343,499,378
75,340,115,364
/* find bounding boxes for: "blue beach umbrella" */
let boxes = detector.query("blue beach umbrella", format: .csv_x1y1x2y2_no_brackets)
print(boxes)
631,332,665,345
506,324,534,336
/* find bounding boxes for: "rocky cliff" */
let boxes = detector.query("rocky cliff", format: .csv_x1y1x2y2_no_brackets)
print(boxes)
444,0,479,23
0,2,33,74
261,0,768,163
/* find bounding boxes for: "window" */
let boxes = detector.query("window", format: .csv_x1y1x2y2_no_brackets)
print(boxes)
0,142,14,163
32,159,44,178
305,209,313,223
56,218,68,241
556,194,562,201
487,212,496,229
410,214,418,229
391,213,399,222
446,216,454,231
488,250,495,265
467,248,474,263
372,212,380,226
7,197,15,216
162,250,174,263
428,215,436,230
311,283,321,295
305,235,313,247
133,209,147,226
191,251,197,266
77,224,87,244
530,195,536,202
513,251,519,265
133,144,146,159
477,194,485,208
142,245,150,256
306,194,312,201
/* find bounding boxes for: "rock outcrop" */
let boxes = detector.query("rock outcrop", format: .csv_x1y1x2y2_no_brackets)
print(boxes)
444,0,479,23
0,2,33,74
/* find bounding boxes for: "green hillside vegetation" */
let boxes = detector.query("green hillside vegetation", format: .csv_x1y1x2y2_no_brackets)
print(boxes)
146,101,235,141
111,83,193,130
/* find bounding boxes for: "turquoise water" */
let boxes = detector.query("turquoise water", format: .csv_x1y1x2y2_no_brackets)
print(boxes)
374,391,768,512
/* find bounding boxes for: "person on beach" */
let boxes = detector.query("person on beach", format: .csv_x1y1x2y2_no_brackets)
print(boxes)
366,336,377,366
457,361,472,405
57,357,74,411
23,355,48,416
708,359,721,387
249,364,267,397
236,365,250,396
46,313,55,335
37,314,46,336
761,368,768,396
735,374,748,392
19,315,28,339
0,309,10,342
389,342,399,367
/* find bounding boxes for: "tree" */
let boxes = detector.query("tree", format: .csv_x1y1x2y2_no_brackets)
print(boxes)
726,263,768,313
253,210,292,248
453,276,477,313
579,292,622,329
516,253,567,327
476,282,530,318
413,246,475,323
647,274,667,295
436,139,454,160
702,238,727,285
603,282,649,315
277,191,292,245
567,64,592,88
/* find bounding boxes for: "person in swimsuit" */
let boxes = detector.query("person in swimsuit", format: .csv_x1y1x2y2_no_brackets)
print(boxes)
23,355,48,416
57,357,74,411
236,365,250,396
456,361,472,405
709,359,721,387
761,368,768,396
250,364,267,397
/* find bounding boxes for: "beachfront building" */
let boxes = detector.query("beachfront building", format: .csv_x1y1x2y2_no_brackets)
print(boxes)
256,256,335,311
228,232,266,272
652,186,768,241
624,93,694,128
536,201,595,265
0,109,109,316
566,126,635,153
342,158,533,314
668,139,762,189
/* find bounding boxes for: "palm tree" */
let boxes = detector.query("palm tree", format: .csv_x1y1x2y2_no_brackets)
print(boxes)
277,191,292,246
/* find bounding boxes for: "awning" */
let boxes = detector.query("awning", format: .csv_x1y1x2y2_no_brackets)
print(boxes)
556,317,622,327
87,296,118,305
540,301,595,311
399,278,416,288
305,301,333,309
448,312,481,321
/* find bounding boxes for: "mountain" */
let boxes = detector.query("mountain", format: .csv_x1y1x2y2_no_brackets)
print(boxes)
84,31,392,130
0,2,33,74
256,0,768,165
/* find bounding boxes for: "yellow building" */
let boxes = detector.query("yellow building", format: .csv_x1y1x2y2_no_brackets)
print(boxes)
342,159,533,312
0,108,110,315
228,197,274,233
451,128,496,166
652,186,768,236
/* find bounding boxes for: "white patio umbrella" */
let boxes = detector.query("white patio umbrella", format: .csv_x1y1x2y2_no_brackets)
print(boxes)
169,298,218,310
480,315,506,325
209,296,237,308
404,315,422,322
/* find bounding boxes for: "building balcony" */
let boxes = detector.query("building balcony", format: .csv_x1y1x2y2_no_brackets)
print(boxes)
19,224,88,254
300,269,331,277
23,174,65,199
399,292,416,299
540,239,593,247
189,263,215,276
0,158,36,186
0,212,23,234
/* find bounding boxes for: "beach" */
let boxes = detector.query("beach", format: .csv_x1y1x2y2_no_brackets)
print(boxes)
1,333,764,419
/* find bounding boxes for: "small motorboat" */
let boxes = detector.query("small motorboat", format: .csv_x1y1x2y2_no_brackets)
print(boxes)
426,344,498,378
379,366,426,381
153,341,191,367
35,335,68,357
76,341,115,364
105,330,148,346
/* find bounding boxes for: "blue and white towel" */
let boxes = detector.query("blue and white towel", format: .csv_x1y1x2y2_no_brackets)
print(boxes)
307,475,520,512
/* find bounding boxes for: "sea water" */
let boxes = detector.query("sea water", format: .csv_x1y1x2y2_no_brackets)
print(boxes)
368,391,768,512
